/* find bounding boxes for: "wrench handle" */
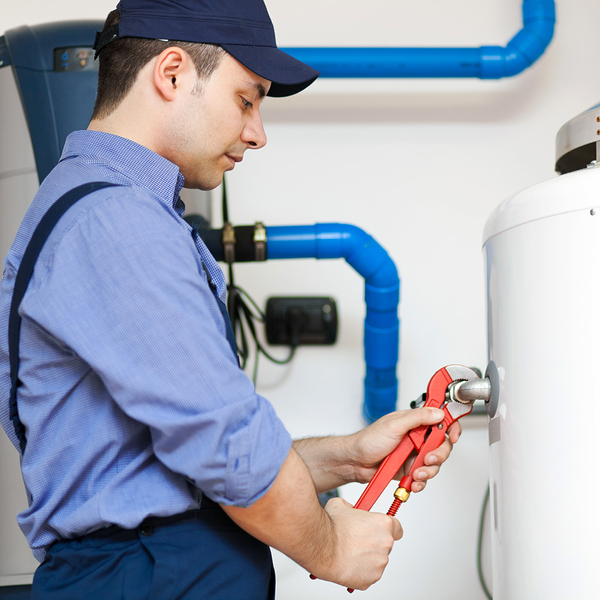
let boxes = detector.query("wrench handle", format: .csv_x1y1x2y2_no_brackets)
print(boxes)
353,435,415,511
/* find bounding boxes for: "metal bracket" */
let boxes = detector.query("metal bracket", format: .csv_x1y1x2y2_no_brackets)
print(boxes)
222,222,235,264
253,222,267,261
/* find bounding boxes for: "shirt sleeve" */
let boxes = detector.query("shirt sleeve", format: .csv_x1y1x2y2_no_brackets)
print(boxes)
20,188,292,507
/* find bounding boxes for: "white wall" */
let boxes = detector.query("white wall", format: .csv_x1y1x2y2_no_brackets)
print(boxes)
1,1,597,598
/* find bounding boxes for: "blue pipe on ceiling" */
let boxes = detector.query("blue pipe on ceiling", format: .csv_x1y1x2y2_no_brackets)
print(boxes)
267,224,399,424
281,0,555,79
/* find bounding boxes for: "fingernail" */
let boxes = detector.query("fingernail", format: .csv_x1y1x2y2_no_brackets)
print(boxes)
417,470,427,479
427,455,437,465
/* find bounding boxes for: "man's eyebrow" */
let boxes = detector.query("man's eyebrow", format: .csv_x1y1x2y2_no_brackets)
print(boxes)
251,82,267,99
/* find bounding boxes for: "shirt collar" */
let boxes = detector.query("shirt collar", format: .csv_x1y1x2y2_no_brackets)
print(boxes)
60,131,186,209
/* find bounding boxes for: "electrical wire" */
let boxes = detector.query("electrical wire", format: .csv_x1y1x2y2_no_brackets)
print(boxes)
228,283,296,383
221,176,297,383
478,486,493,600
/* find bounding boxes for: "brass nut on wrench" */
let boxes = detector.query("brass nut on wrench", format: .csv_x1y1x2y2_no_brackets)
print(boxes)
394,487,410,503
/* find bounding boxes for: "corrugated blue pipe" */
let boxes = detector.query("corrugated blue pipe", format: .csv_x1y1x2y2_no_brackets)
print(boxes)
282,0,555,79
267,224,399,423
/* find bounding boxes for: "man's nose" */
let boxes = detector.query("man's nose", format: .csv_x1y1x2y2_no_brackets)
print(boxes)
243,112,267,149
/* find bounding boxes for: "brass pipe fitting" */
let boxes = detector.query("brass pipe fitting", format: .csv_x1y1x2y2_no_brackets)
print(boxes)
394,487,410,503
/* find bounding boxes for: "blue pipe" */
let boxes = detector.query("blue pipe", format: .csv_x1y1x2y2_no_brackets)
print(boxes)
281,0,555,79
267,224,399,423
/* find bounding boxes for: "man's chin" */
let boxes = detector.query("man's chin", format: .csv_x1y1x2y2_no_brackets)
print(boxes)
183,173,226,191
185,183,219,191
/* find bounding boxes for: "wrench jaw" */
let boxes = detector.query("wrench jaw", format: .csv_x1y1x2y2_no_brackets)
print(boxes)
445,365,481,382
446,400,474,420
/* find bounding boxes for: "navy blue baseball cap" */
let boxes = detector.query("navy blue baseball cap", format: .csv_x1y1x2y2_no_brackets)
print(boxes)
93,0,319,97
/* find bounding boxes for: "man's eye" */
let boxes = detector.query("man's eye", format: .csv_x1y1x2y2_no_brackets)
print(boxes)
242,98,253,109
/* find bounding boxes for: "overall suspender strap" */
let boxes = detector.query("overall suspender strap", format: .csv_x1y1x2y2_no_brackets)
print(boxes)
8,182,122,454
200,258,239,362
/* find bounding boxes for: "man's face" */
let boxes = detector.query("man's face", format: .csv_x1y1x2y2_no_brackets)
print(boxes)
165,53,270,190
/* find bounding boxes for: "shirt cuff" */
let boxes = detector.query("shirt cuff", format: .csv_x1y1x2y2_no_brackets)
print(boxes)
221,395,292,507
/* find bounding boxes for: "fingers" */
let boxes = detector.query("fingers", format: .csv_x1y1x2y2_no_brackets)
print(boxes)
411,480,427,493
423,421,461,467
409,422,463,492
389,515,403,541
410,459,438,492
424,439,452,469
410,467,437,492
447,421,462,444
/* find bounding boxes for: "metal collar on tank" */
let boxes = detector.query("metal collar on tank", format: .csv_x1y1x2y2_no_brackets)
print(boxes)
555,101,600,174
445,361,499,418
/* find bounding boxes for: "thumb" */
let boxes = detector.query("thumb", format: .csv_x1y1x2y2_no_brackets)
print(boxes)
388,515,403,541
391,407,445,436
324,496,353,514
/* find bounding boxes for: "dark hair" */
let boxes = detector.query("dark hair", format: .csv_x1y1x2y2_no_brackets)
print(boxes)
92,10,226,120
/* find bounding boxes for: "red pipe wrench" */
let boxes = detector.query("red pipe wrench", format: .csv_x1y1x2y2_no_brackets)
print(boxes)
311,365,480,592
354,365,479,514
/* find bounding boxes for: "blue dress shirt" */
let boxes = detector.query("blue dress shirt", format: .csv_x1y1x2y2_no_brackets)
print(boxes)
0,131,292,561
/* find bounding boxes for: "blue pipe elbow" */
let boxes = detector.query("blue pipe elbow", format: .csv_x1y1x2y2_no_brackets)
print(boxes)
282,0,555,80
267,224,399,423
481,0,555,78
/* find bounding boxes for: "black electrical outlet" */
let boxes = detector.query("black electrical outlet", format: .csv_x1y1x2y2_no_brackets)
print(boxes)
265,297,337,346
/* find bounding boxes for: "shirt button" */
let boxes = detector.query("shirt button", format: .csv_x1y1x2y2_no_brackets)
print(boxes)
140,523,154,536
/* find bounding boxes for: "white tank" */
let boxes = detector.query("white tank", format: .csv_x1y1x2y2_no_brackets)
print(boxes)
484,160,600,598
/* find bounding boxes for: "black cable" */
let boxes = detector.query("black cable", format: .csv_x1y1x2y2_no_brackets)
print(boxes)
478,486,493,600
221,175,230,225
221,175,235,295
220,176,297,383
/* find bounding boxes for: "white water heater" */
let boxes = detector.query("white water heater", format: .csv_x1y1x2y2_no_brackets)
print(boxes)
483,102,600,599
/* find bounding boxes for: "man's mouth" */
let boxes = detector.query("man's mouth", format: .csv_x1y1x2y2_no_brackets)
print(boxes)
225,154,243,167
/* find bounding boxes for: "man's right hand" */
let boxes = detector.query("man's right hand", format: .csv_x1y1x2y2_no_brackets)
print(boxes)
315,496,403,590
222,448,403,592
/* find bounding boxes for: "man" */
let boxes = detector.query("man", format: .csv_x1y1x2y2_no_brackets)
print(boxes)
0,1,461,598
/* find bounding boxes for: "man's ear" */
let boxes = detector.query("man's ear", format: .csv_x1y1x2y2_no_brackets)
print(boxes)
153,46,192,101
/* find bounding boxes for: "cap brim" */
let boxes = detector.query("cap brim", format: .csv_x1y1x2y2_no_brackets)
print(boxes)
220,44,319,97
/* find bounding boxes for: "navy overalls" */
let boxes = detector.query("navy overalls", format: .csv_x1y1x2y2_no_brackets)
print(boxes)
8,183,275,600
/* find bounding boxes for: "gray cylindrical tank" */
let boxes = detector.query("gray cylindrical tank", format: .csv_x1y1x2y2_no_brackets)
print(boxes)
0,66,36,585
0,22,213,593
0,22,102,589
